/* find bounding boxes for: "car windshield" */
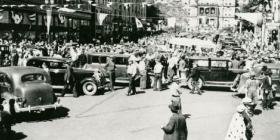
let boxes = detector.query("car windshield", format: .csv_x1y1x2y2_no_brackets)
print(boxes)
194,60,208,67
212,61,227,68
22,74,45,83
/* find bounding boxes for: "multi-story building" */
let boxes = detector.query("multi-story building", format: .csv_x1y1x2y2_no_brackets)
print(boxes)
184,0,237,31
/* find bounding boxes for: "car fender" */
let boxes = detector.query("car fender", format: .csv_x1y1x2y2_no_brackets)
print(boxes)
80,77,97,85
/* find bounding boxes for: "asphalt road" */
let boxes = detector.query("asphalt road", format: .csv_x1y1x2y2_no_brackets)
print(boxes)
12,86,280,140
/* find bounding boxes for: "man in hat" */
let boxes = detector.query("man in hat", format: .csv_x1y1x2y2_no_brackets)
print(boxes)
127,59,138,96
104,56,116,91
261,69,273,109
161,104,188,140
189,63,201,94
244,71,261,112
153,58,163,91
77,48,87,68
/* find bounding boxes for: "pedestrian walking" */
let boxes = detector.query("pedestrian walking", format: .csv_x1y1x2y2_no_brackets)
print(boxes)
127,59,138,96
161,103,188,140
104,56,116,91
154,58,163,91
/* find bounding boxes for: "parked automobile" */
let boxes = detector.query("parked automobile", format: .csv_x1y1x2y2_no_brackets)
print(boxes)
186,56,247,89
0,66,61,114
26,57,107,96
85,53,154,86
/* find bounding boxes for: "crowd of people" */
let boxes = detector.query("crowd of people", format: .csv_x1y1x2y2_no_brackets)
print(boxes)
0,29,280,140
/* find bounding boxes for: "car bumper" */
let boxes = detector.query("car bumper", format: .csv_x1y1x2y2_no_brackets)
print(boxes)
17,102,62,113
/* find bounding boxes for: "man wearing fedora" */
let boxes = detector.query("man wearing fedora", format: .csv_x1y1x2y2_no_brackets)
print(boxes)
245,71,261,112
104,56,116,92
161,103,188,140
261,69,273,110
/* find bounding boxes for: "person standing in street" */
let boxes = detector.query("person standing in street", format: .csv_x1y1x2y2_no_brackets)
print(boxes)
178,56,186,80
77,48,87,68
245,72,260,113
161,103,188,140
62,62,78,98
189,63,201,94
127,59,138,96
167,54,178,83
154,58,163,91
104,56,116,91
139,56,147,89
225,105,253,140
261,69,273,110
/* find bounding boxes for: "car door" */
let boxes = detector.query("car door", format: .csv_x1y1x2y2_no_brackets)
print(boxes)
114,56,129,82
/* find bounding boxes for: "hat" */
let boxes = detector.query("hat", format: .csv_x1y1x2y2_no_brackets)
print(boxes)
236,105,246,113
168,104,180,112
242,97,252,104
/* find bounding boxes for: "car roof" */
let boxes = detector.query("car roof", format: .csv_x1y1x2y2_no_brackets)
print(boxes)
0,66,46,76
187,56,231,61
27,57,69,63
86,53,130,57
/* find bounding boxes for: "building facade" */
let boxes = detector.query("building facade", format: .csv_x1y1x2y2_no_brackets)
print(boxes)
184,0,237,31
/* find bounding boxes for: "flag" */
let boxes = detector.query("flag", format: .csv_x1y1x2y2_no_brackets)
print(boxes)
46,9,52,35
167,17,176,28
135,17,143,28
97,13,108,25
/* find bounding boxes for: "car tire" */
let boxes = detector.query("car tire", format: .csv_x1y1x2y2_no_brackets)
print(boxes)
187,78,203,90
82,81,98,96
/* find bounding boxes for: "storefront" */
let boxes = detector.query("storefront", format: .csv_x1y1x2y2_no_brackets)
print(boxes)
0,6,93,43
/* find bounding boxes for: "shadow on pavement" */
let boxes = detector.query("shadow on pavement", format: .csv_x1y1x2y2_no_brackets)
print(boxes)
1,131,27,140
15,107,69,123
254,109,262,115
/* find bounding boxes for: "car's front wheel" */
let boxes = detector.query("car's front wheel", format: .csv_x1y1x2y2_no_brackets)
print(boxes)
82,81,98,96
187,78,203,90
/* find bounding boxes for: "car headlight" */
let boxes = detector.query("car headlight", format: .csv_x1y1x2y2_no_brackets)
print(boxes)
16,97,27,107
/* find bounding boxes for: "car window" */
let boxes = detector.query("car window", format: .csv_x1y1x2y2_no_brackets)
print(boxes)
48,61,65,69
211,61,227,68
0,73,12,93
21,74,45,83
115,57,128,65
194,60,208,67
91,56,99,63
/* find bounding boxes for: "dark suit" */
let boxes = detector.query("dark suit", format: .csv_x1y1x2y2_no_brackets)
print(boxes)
162,113,188,140
78,53,87,68
262,76,272,109
0,110,12,140
62,64,78,97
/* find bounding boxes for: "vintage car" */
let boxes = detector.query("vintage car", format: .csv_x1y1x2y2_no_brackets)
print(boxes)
26,57,107,96
0,66,61,114
186,56,247,89
85,53,154,86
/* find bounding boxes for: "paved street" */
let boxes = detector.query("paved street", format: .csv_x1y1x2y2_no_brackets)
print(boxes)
13,87,280,140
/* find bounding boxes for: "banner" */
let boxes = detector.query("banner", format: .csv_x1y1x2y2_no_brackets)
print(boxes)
167,17,176,28
135,17,143,28
235,13,263,26
97,13,108,25
46,9,52,35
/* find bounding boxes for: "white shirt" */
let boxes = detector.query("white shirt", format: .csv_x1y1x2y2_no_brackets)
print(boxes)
138,60,146,71
154,63,163,74
127,63,138,76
